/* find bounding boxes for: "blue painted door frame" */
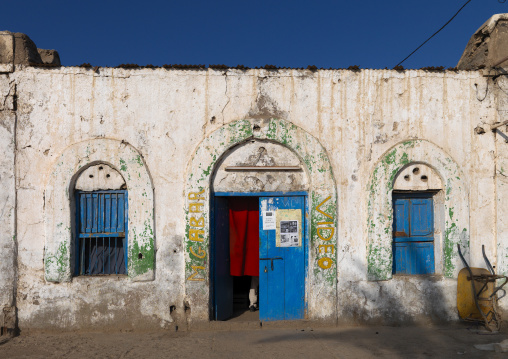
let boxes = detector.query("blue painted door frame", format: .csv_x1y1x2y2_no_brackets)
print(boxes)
211,191,309,321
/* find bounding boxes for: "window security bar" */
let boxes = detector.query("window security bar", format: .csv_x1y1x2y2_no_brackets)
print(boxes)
80,236,126,275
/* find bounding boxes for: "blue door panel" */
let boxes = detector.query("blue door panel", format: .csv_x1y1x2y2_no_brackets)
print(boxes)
259,216,284,320
284,234,305,320
214,196,233,321
259,196,305,321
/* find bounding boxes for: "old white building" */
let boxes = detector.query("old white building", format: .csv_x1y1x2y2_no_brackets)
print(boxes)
1,14,508,332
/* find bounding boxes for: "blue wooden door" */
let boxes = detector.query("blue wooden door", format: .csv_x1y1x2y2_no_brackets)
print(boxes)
214,196,233,320
393,194,434,275
259,196,305,321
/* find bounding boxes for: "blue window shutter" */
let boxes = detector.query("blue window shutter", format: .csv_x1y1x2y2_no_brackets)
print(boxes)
116,193,125,232
76,190,128,275
393,198,410,242
393,242,434,275
104,193,112,233
393,242,409,274
392,194,435,275
410,199,433,238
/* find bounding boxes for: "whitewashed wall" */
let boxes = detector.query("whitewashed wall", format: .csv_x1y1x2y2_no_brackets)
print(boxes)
0,66,502,329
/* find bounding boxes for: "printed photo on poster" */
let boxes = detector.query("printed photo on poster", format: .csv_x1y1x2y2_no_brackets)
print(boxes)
280,220,299,247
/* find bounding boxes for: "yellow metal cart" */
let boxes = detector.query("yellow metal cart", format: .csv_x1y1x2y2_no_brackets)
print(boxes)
457,244,508,331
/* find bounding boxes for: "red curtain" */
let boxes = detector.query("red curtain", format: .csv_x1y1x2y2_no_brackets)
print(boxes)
229,198,259,276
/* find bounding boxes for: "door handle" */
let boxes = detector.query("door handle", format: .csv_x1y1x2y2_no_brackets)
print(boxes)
260,257,283,270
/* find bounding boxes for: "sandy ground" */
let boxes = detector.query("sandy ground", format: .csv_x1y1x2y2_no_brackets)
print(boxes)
0,323,507,358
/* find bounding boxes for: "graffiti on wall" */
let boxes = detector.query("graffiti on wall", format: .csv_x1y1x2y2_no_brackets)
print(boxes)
315,196,335,270
187,189,206,281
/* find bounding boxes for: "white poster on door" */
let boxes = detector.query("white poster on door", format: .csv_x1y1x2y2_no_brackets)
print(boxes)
279,220,299,247
262,211,276,230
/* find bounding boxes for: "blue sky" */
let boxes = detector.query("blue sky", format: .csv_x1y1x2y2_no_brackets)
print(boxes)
1,1,507,68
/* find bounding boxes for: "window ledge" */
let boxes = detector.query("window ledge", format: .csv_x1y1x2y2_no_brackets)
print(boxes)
71,275,129,282
392,274,444,282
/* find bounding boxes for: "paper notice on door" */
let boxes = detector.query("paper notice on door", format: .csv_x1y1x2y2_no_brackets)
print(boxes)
279,220,299,247
262,211,276,230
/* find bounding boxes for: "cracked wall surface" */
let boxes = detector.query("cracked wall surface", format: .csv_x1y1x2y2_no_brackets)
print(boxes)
0,65,503,329
0,75,16,333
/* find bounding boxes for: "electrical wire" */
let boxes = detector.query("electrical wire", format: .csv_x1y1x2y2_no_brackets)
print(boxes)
395,0,472,67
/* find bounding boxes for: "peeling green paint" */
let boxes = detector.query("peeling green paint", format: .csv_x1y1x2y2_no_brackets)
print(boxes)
367,140,467,280
119,158,127,172
129,219,155,277
135,155,144,167
45,241,69,280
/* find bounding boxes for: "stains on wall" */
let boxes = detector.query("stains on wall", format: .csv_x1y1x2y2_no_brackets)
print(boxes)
0,76,16,334
4,64,495,329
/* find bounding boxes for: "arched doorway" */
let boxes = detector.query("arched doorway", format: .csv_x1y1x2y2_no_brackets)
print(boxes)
184,118,337,323
211,139,310,321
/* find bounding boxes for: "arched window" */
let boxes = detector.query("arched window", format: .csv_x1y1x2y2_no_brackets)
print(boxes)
392,163,443,275
74,164,128,275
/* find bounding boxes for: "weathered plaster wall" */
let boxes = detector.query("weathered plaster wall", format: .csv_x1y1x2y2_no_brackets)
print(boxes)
1,65,501,329
0,75,16,333
493,75,508,312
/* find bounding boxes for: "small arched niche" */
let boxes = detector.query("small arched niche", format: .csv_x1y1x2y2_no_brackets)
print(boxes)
212,139,309,193
75,164,126,191
393,163,443,191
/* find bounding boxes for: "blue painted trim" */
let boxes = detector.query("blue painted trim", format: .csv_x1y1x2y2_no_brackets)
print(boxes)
304,195,309,316
78,232,125,238
74,192,80,276
124,194,129,273
214,191,308,197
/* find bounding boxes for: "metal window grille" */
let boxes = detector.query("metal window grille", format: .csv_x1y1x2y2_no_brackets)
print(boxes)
76,191,128,275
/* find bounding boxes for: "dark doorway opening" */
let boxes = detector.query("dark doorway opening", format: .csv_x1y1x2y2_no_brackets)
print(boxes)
231,275,259,321
213,196,260,321
212,192,307,322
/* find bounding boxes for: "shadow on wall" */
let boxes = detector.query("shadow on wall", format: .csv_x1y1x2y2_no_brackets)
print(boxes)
336,259,456,326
